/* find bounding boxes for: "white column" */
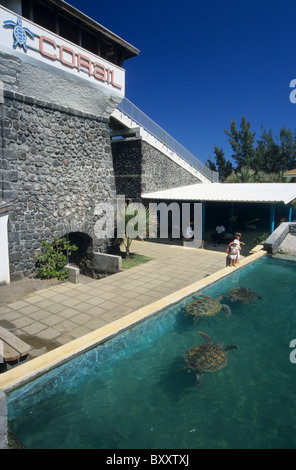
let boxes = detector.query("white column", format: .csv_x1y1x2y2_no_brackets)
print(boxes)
0,203,11,285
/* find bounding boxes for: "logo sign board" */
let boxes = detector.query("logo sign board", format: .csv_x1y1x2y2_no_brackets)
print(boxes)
0,6,125,96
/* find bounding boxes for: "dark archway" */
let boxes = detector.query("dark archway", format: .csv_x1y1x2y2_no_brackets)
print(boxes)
66,232,93,277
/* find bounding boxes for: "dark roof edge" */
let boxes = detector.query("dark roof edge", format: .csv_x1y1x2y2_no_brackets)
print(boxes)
49,0,140,56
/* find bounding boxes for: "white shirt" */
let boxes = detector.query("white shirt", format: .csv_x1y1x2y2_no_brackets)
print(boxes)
216,225,225,234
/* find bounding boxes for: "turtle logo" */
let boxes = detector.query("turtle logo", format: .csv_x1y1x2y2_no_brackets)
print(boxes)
3,17,35,52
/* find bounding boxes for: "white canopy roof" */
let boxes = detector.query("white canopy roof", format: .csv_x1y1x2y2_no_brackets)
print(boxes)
142,183,296,205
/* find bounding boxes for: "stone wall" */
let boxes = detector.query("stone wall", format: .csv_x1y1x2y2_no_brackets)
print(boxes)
111,138,202,201
1,90,117,280
264,222,296,254
141,140,202,193
112,139,142,200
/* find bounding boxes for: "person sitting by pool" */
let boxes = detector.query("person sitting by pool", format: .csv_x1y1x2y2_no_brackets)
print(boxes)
184,221,194,239
211,223,225,246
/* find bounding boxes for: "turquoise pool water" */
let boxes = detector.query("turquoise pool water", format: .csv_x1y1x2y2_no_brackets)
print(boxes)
7,256,296,449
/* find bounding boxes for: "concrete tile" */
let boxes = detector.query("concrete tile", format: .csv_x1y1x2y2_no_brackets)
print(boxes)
71,302,89,312
58,308,80,319
8,300,30,310
16,304,41,315
86,305,106,316
21,322,47,335
0,308,23,321
12,316,35,328
71,313,92,325
28,310,53,321
45,303,68,314
61,297,84,308
21,295,45,304
38,327,61,341
70,325,92,339
85,317,109,330
33,299,57,309
46,294,69,303
55,334,76,345
73,293,94,302
55,320,79,333
42,314,63,327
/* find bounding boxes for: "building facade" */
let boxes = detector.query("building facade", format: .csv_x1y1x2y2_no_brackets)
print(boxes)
0,0,206,281
0,0,140,280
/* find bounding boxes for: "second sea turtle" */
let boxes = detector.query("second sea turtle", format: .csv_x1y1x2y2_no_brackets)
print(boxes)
185,294,231,323
220,287,261,304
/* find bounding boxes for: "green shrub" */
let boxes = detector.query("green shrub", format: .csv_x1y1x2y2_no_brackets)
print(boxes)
35,236,78,280
254,233,269,245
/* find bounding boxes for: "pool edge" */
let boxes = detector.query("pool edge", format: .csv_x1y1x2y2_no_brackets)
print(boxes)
0,250,266,393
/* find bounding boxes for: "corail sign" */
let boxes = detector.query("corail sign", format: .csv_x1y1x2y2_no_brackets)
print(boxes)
0,6,125,96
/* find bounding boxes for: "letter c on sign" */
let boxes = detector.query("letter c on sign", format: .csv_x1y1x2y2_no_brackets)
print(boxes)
289,339,296,363
40,36,57,60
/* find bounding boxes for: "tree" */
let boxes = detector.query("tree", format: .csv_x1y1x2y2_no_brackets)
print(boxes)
207,145,233,181
254,127,281,173
115,202,157,258
225,167,256,183
225,115,256,171
279,127,296,171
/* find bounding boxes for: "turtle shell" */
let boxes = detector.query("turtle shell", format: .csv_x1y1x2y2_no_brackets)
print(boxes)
185,295,222,319
227,287,260,303
185,344,227,373
14,26,26,45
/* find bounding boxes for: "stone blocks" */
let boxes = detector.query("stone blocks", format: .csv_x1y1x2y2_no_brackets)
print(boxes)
1,91,117,280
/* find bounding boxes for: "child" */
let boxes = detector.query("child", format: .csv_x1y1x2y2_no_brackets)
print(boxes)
226,241,239,267
233,232,245,263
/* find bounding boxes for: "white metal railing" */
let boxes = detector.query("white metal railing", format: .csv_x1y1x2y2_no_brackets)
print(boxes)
116,98,219,182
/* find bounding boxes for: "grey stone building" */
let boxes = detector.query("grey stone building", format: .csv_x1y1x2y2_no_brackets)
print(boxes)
0,0,141,280
0,0,208,281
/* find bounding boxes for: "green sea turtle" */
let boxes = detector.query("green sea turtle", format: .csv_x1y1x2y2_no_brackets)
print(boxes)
220,287,261,304
185,294,231,323
3,17,35,52
184,331,239,384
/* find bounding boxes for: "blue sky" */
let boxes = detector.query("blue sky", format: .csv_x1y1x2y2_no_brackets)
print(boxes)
68,0,296,167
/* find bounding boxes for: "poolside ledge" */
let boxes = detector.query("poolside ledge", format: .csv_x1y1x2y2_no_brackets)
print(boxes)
0,249,266,393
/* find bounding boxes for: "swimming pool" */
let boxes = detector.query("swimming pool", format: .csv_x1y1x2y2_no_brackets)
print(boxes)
6,255,296,449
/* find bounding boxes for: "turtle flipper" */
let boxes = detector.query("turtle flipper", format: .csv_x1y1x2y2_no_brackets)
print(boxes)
3,20,16,27
222,304,231,317
198,331,213,344
224,345,239,351
24,27,35,39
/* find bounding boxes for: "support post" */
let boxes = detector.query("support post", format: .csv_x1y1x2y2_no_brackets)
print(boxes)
202,202,205,241
270,205,275,233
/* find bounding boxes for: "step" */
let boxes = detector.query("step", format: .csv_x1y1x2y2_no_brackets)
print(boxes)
0,327,31,363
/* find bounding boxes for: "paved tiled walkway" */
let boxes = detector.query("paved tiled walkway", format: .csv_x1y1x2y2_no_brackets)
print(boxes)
0,241,228,359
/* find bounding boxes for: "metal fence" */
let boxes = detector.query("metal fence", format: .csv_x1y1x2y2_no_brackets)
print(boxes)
116,98,219,182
